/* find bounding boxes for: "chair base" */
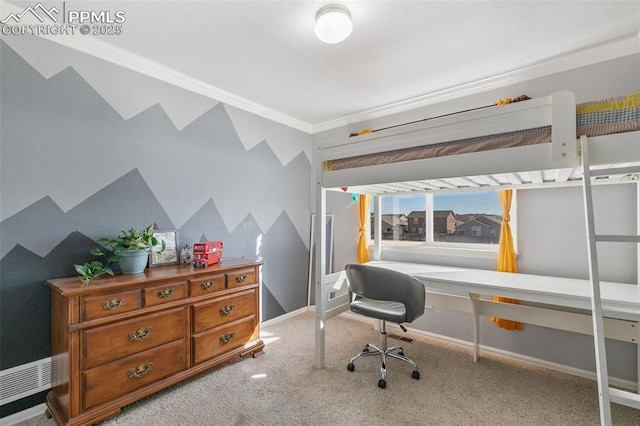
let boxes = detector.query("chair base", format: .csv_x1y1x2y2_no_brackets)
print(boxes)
346,320,420,388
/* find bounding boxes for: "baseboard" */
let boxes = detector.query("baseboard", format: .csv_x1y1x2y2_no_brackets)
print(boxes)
7,310,636,423
339,310,376,325
0,403,47,425
270,307,637,391
261,306,311,328
384,322,638,392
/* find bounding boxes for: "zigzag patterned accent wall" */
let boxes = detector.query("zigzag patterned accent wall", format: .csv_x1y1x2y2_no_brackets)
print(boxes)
0,38,312,415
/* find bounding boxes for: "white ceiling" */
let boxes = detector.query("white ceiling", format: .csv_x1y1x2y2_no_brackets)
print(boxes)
5,1,640,132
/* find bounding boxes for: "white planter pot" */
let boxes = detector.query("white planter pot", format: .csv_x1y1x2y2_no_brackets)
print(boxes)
118,250,148,274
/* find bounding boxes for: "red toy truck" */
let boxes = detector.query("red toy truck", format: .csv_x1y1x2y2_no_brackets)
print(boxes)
192,241,223,267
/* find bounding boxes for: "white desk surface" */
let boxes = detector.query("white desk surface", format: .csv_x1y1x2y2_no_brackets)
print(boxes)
367,261,640,321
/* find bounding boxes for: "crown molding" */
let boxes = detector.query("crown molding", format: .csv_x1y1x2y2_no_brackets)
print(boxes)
32,32,313,134
30,28,639,136
311,34,640,134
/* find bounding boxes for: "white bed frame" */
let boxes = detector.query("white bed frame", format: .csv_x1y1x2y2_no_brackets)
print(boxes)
313,91,640,425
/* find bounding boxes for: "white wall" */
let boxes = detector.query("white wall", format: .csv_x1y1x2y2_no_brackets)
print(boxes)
517,183,637,283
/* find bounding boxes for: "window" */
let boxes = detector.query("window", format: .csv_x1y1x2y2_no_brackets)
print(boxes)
371,190,512,258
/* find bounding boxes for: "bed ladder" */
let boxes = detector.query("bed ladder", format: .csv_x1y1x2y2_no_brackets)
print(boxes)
580,135,640,425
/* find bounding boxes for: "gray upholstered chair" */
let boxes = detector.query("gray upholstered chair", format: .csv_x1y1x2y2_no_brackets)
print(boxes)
345,263,426,389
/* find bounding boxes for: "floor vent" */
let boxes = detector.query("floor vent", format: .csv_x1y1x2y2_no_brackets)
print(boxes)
388,334,414,342
0,357,51,406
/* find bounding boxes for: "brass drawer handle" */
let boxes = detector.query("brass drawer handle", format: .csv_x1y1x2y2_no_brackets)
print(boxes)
102,298,125,310
201,281,214,290
127,362,153,379
219,304,235,315
128,327,153,342
157,288,175,299
235,275,246,283
219,332,235,344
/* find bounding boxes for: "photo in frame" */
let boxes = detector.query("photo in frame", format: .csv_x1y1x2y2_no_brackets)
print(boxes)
149,230,179,267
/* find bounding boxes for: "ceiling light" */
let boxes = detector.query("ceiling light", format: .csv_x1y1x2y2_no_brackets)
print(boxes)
314,4,352,44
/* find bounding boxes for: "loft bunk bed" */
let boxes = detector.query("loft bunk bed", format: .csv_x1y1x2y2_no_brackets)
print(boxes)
313,91,640,425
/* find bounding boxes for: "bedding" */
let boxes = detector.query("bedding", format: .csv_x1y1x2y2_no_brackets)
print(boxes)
326,93,640,172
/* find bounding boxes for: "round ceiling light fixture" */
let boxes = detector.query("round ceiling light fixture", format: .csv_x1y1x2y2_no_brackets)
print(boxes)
314,4,352,44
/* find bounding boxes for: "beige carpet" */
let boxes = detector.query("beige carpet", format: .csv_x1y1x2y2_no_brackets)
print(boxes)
18,310,640,425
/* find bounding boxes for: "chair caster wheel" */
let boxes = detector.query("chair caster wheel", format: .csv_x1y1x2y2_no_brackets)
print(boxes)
412,370,420,380
362,347,369,352
378,379,386,389
347,363,355,372
398,351,405,357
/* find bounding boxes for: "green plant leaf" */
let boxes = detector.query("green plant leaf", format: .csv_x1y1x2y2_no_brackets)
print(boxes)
74,264,89,275
90,248,105,256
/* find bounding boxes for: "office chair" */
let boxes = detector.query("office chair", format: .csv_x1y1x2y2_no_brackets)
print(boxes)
344,263,426,389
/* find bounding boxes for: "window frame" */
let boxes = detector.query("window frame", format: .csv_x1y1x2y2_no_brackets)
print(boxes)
369,190,518,260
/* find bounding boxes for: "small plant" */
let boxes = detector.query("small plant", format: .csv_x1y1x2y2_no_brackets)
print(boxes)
97,225,166,254
74,225,166,284
74,248,120,285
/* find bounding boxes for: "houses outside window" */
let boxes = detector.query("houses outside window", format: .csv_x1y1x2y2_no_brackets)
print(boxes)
371,190,513,257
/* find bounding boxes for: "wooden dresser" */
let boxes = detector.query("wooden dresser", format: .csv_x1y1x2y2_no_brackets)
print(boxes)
44,258,264,425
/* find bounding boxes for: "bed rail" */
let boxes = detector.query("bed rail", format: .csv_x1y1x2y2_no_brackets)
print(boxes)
314,267,350,368
322,271,349,319
321,91,576,169
320,92,640,192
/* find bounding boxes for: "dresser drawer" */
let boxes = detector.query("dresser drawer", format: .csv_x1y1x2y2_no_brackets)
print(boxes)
83,308,186,369
226,267,257,289
83,289,142,321
189,273,225,297
143,281,187,307
192,290,257,334
192,317,256,365
83,340,185,410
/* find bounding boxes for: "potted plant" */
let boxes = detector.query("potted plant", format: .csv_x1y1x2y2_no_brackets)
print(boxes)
96,225,166,275
74,248,118,285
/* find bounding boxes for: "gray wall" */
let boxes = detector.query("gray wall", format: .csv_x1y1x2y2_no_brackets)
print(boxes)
322,54,639,383
0,37,311,416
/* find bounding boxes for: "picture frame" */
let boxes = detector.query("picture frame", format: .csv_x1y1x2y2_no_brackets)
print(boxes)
149,230,179,267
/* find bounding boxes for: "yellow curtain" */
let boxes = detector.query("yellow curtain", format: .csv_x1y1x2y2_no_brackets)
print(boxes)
490,189,522,330
357,195,370,264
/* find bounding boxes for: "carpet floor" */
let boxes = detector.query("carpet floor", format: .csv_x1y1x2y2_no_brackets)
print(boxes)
18,310,640,425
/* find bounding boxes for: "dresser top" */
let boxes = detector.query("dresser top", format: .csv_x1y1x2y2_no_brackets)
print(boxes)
46,257,263,296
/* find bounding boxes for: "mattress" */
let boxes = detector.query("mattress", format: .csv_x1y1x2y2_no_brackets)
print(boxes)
326,93,640,172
